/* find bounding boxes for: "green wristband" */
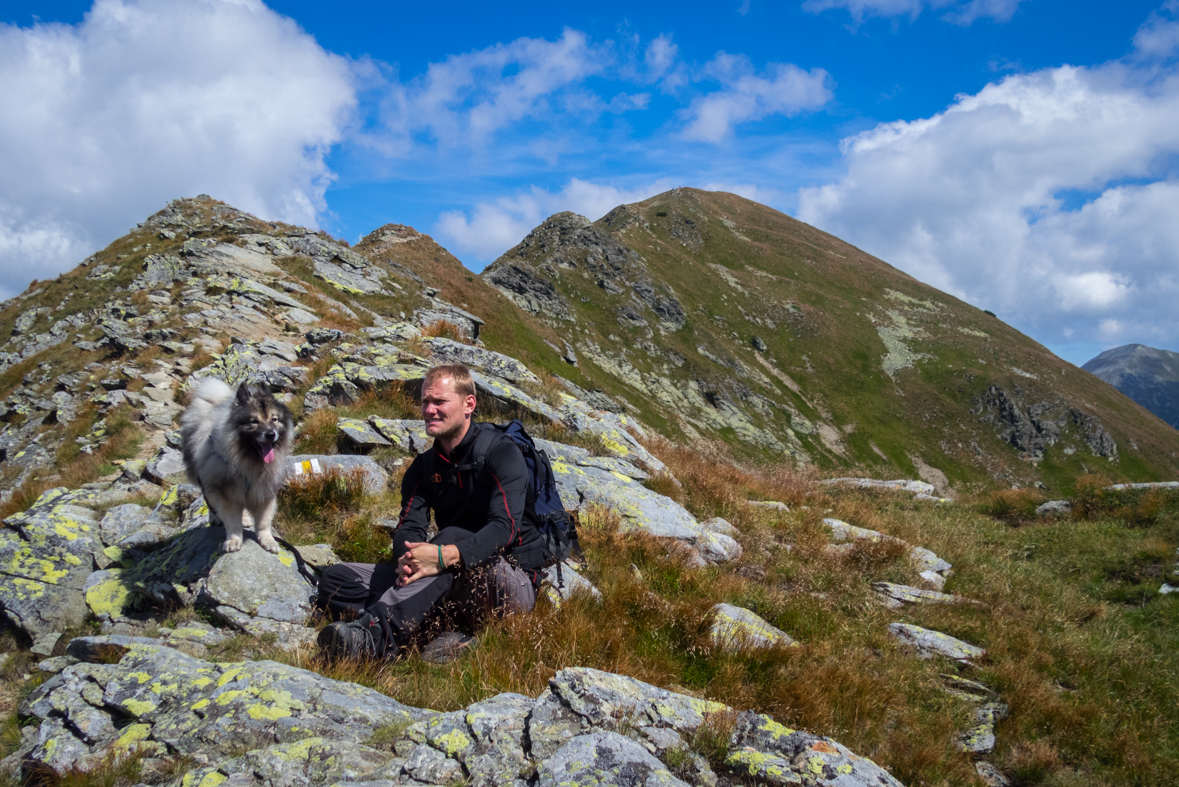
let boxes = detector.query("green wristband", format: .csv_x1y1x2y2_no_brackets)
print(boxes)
438,544,445,570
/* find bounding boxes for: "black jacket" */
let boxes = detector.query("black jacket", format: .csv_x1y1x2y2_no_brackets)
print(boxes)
392,422,544,570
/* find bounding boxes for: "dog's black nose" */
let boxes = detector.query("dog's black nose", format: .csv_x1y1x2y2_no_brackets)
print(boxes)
263,430,278,443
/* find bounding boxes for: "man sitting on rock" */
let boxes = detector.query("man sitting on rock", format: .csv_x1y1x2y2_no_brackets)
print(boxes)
315,363,543,660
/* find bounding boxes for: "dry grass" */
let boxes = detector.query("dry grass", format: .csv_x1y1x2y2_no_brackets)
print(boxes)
276,468,394,563
519,374,567,408
339,384,421,422
304,292,364,332
980,488,1046,526
294,408,340,455
0,408,144,520
419,319,469,343
188,342,219,373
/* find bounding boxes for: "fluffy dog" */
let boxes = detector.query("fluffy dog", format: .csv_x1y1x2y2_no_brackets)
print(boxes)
180,378,294,554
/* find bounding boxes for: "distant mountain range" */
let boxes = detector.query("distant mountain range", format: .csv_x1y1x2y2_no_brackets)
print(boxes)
1083,344,1179,431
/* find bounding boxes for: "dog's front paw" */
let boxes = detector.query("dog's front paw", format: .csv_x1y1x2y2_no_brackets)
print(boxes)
258,534,280,554
223,536,243,553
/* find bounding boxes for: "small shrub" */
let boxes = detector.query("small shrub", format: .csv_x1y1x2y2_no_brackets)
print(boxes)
689,710,739,770
1071,474,1111,521
981,488,1044,526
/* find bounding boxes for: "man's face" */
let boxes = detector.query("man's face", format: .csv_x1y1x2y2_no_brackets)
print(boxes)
421,376,476,442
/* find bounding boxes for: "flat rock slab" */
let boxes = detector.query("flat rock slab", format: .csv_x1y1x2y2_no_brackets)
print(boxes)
551,461,738,563
822,478,936,495
872,582,968,607
425,338,539,386
824,518,896,543
888,623,985,662
287,454,388,496
338,418,393,450
189,243,282,277
710,603,798,650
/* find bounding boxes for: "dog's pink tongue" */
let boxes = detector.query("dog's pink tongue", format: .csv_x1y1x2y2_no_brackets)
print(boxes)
263,447,275,464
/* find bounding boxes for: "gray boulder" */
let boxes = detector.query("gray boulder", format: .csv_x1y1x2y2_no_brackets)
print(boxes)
338,418,393,451
888,623,985,663
0,489,102,649
204,538,317,625
370,418,431,454
709,603,798,651
538,731,688,787
12,640,907,786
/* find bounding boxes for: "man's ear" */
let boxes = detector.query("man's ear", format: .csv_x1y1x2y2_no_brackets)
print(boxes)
464,394,477,416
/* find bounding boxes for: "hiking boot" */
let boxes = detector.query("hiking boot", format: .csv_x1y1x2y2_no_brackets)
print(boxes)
317,612,384,660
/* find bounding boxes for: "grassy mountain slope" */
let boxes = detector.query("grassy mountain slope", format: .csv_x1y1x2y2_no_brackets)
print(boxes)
482,188,1179,493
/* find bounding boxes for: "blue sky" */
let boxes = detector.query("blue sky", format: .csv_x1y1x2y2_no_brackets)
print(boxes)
1,0,1177,366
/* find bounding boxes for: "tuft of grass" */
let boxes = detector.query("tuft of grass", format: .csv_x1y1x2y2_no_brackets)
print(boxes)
980,488,1045,526
420,319,469,343
279,467,370,525
275,468,394,564
294,408,340,455
338,384,421,423
519,374,567,408
24,746,145,787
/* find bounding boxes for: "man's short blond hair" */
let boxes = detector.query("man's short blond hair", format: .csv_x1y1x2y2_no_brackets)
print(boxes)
422,364,476,398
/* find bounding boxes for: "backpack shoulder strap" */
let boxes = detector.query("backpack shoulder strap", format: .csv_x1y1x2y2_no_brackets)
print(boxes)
453,422,504,474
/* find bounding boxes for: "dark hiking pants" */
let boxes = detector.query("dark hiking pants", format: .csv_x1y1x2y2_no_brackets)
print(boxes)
315,526,536,655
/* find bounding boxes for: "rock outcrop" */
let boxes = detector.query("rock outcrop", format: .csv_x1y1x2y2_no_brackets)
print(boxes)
12,639,902,787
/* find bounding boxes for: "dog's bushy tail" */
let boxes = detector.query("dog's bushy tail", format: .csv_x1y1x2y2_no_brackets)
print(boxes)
181,377,234,436
191,377,234,408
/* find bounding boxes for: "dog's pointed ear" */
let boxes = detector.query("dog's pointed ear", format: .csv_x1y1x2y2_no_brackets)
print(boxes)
235,382,253,406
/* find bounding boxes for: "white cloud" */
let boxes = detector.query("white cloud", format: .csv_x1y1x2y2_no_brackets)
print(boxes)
1134,1,1179,58
802,0,1024,25
379,29,613,147
0,0,356,299
435,178,676,265
682,53,832,142
796,60,1179,350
